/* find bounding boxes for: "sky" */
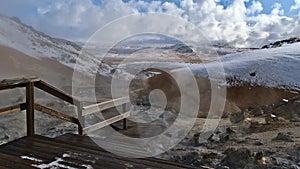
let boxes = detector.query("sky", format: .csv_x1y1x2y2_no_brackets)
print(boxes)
0,0,300,47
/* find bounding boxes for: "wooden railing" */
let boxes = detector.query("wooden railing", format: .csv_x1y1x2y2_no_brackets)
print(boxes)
82,97,129,134
0,77,129,137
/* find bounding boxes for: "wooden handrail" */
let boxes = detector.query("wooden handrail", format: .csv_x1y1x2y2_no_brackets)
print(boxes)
34,104,79,125
0,103,26,116
83,111,130,134
0,77,39,91
83,97,129,116
34,80,81,106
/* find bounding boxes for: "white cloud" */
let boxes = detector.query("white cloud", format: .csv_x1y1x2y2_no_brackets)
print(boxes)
271,3,284,16
3,0,299,48
291,0,300,11
246,0,263,15
28,0,139,42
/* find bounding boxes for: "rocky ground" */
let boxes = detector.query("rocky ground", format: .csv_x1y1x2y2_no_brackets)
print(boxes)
160,95,300,168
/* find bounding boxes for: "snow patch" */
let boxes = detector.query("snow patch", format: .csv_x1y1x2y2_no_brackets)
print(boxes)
20,155,43,162
176,43,300,92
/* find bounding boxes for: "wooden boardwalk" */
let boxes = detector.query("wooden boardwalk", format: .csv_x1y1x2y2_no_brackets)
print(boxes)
0,134,196,169
0,77,199,168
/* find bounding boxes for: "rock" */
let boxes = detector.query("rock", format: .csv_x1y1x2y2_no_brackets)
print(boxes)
215,166,230,169
194,129,232,147
273,157,298,168
277,117,288,122
210,130,231,143
266,114,280,123
180,151,202,166
221,148,252,168
194,131,214,146
272,133,294,142
248,117,267,125
223,101,241,117
254,141,264,146
229,111,245,123
251,107,264,117
290,116,300,122
255,155,269,167
261,105,273,114
202,152,222,163
210,133,221,142
254,151,264,160
0,126,5,133
273,100,289,109
0,133,9,141
225,127,235,134
219,133,230,143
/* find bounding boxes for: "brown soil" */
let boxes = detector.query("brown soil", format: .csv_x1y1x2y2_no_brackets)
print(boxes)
133,70,297,117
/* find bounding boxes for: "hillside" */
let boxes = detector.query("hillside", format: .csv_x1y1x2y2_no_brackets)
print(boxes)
189,42,300,93
0,14,111,77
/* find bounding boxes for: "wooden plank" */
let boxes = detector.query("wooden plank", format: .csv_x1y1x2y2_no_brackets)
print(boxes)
26,136,156,169
0,141,55,163
0,135,198,169
53,134,199,169
0,103,26,116
82,97,129,116
83,111,130,134
0,76,39,91
34,104,79,125
0,152,34,169
34,80,81,106
26,82,34,136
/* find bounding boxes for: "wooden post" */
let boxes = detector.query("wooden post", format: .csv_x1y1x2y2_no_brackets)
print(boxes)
77,102,84,135
122,103,127,130
26,82,35,136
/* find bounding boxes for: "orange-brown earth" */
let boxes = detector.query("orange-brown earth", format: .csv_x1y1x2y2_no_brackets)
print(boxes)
132,70,297,117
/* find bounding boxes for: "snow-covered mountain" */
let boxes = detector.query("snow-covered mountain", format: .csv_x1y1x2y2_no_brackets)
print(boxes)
262,37,300,49
0,14,111,76
189,42,300,92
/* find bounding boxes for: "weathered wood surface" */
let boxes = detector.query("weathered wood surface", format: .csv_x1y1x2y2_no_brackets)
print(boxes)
34,103,79,125
0,134,198,169
0,77,39,90
83,111,130,134
82,97,129,116
26,82,35,136
0,103,26,116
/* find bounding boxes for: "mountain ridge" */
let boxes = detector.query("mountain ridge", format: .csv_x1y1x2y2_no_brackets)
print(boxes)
0,14,111,77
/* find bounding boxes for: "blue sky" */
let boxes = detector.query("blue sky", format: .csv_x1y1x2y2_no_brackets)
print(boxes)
0,0,299,47
244,0,296,15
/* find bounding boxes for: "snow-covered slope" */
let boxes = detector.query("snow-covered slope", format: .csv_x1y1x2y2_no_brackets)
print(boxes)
189,43,300,92
0,14,111,76
262,37,300,49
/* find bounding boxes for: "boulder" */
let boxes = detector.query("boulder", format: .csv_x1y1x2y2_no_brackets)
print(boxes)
229,111,245,123
221,148,252,168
